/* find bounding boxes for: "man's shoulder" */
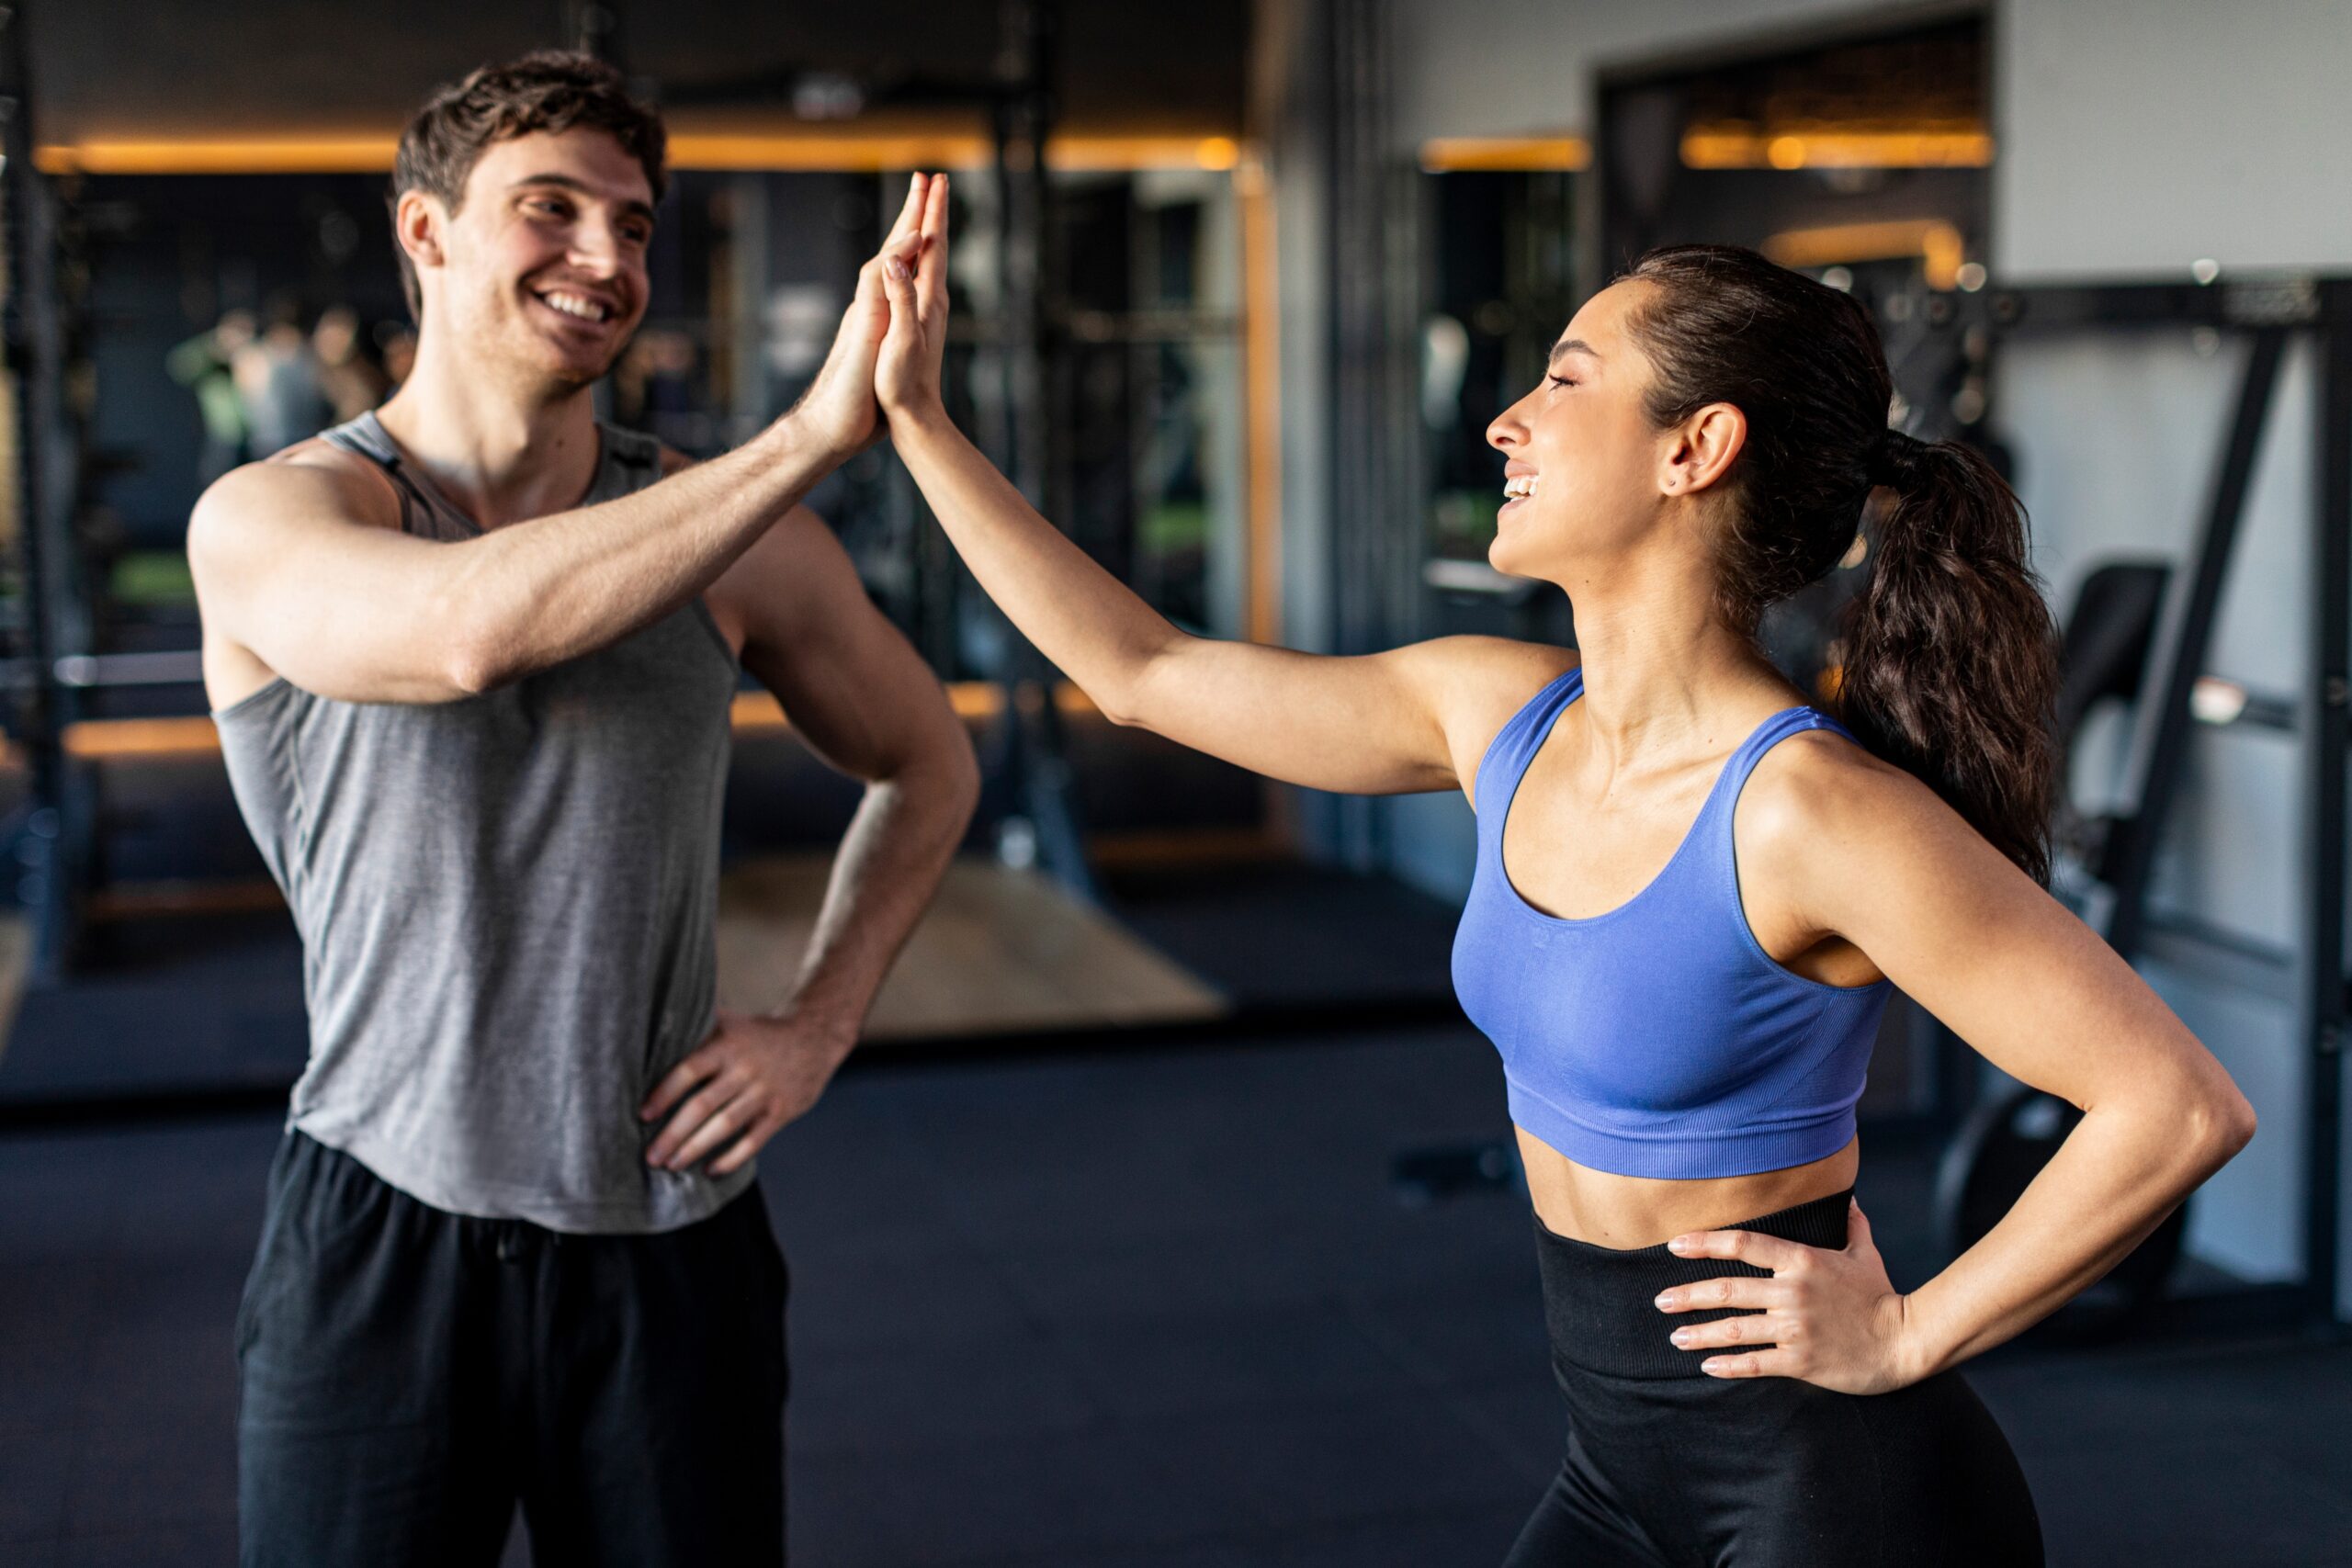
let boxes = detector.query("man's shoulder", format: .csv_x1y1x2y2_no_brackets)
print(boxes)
189,438,405,564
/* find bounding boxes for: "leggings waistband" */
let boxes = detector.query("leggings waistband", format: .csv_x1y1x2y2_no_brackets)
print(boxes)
1534,1187,1853,1380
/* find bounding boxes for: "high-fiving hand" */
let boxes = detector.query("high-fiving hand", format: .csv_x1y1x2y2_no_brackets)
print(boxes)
791,172,940,460
875,173,953,426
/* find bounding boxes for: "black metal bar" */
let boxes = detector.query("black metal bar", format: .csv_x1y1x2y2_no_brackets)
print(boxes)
2103,330,2287,961
975,0,1096,904
2307,288,2352,1329
0,2,76,985
1998,277,2334,333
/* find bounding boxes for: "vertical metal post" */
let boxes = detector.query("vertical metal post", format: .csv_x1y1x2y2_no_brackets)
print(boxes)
997,0,1057,516
2309,288,2351,1327
2104,329,2286,960
565,1,623,63
979,0,1096,902
1322,0,1415,870
0,0,74,982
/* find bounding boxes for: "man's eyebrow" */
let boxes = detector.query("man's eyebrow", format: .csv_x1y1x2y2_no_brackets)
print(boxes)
1548,337,1600,367
509,173,657,225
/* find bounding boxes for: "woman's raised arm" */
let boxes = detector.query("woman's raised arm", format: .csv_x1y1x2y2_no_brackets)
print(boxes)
873,175,1567,798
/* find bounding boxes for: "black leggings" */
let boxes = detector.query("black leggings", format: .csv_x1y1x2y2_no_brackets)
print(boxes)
1505,1188,2043,1567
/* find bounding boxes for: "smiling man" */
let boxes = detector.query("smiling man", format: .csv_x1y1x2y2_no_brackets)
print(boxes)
189,52,977,1566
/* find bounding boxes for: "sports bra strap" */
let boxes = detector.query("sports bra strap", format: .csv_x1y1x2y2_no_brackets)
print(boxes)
1695,705,1856,853
1473,666,1583,818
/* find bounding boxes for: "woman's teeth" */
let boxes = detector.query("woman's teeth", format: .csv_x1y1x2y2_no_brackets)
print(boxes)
1503,476,1537,499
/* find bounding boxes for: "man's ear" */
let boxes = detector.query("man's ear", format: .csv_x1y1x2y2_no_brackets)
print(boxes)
393,190,448,280
1659,401,1746,496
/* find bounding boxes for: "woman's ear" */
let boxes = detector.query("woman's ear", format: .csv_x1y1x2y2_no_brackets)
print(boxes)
1660,401,1747,496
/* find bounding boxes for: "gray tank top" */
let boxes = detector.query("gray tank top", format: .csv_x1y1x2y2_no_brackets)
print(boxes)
216,411,749,1233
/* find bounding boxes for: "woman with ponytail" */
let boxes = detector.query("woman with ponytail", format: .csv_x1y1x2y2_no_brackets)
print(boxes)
871,178,2254,1565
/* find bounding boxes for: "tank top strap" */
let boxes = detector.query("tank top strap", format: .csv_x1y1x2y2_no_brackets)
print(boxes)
318,410,399,467
318,411,458,541
1472,665,1583,829
318,411,666,538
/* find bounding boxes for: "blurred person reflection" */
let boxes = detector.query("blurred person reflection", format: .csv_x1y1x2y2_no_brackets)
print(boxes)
234,297,333,456
166,307,257,486
313,305,390,422
375,321,419,386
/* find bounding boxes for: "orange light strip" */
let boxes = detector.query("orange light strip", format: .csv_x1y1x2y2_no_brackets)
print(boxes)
36,138,401,175
728,680,1096,736
61,716,222,758
1418,136,1590,174
1681,125,1993,171
1762,218,1968,289
35,132,1250,177
54,680,1101,761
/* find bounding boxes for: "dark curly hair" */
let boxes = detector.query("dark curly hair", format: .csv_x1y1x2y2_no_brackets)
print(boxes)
1618,244,2060,883
390,49,667,321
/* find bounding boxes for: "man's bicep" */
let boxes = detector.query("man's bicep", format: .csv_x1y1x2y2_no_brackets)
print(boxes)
731,511,961,781
190,463,474,704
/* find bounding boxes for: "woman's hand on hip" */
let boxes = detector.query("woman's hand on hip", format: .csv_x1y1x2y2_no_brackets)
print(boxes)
1652,1195,1922,1393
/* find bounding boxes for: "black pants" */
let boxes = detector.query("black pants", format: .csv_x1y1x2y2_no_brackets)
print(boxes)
236,1132,789,1567
1505,1189,2043,1567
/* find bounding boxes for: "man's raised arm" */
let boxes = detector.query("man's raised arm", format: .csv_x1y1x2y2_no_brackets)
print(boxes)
191,412,852,705
189,176,933,707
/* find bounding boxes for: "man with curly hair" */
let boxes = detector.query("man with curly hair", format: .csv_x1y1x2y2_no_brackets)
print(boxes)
193,51,978,1564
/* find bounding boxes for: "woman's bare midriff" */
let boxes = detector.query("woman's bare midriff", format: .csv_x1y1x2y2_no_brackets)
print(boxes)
1518,1126,1860,1250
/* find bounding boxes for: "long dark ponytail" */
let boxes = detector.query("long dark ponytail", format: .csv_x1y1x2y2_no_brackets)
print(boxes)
1619,245,2060,883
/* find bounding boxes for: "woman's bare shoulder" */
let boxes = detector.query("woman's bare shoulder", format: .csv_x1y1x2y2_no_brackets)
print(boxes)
1388,637,1578,803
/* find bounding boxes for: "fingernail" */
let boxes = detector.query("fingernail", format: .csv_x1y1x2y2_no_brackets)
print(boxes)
1671,1329,1693,1348
887,256,910,281
1667,1236,1690,1252
1654,1292,1677,1310
1702,1359,1725,1374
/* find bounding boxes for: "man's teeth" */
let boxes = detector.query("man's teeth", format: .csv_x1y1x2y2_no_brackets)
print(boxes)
1503,476,1537,499
539,291,610,322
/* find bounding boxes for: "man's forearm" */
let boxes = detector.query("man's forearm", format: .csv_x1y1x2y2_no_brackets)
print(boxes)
768,756,976,1055
448,414,843,692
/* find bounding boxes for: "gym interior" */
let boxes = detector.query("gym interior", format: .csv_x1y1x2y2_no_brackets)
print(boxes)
3,1,2348,1563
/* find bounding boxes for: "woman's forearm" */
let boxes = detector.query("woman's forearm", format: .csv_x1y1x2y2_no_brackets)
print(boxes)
891,408,1182,721
1898,1090,2251,1380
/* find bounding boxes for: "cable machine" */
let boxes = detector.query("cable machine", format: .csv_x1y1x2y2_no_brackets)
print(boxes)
1913,275,2352,1337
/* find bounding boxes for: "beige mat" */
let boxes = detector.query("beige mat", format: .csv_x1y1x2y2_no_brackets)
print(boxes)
716,854,1228,1043
0,917,32,1068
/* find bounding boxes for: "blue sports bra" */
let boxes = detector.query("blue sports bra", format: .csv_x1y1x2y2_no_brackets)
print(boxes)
1451,667,1891,1179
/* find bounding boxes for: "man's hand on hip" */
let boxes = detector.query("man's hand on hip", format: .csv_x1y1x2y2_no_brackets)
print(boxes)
639,1008,856,1176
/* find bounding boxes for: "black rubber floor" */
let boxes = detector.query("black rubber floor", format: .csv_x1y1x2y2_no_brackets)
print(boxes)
4,1019,2349,1566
